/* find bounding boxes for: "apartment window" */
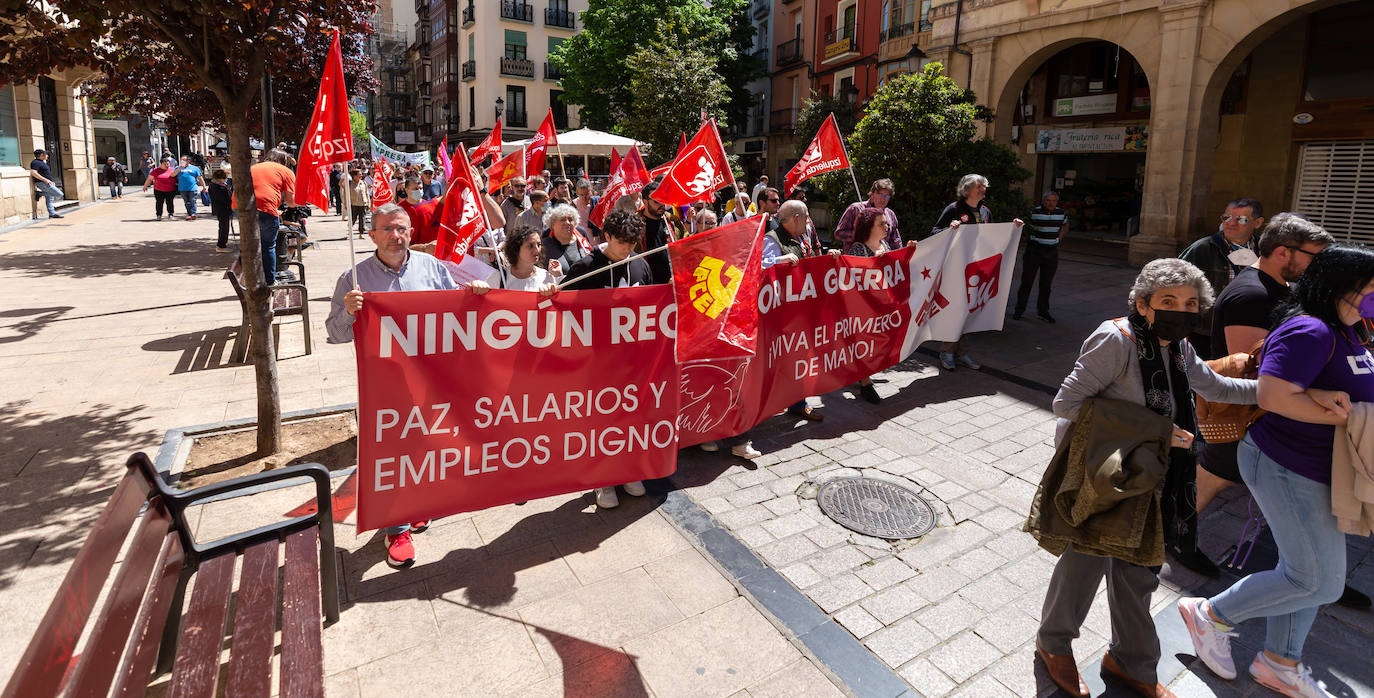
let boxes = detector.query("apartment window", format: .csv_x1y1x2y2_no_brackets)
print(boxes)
448,54,458,81
505,29,527,60
468,33,475,60
550,89,568,129
841,4,856,38
0,86,17,166
433,13,446,41
506,85,527,126
548,36,564,58
469,86,476,127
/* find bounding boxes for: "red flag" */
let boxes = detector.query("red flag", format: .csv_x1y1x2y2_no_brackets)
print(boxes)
438,136,453,182
783,113,851,196
609,148,621,174
371,160,394,208
647,162,672,182
294,31,354,211
588,145,649,229
649,120,735,206
676,132,687,158
525,109,558,175
668,215,767,362
436,146,491,264
469,121,503,166
486,146,526,195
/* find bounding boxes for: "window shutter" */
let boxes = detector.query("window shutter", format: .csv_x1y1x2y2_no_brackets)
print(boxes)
1293,140,1374,245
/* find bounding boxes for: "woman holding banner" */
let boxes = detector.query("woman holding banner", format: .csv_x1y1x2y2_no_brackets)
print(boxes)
482,226,563,291
846,208,917,404
932,174,1023,371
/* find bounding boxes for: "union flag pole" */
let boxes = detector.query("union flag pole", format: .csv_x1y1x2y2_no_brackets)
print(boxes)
838,126,864,203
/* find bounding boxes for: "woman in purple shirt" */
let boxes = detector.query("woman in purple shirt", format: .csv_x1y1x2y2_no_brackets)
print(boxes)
1180,244,1373,698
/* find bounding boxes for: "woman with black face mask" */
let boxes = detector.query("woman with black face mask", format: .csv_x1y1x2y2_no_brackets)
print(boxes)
1180,245,1371,698
1032,258,1257,698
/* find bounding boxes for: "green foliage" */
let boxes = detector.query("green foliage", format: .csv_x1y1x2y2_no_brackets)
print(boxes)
848,63,1030,240
350,107,368,153
621,39,730,164
551,0,763,134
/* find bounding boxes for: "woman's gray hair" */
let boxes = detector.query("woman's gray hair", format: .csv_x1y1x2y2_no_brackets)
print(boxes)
542,203,579,228
1128,258,1215,312
957,174,989,197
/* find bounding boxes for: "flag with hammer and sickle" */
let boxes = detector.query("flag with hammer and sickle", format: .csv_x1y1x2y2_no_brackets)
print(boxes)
667,215,768,362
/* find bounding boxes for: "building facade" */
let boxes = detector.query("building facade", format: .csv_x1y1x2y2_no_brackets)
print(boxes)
920,0,1374,263
0,72,101,227
732,0,773,185
414,0,584,156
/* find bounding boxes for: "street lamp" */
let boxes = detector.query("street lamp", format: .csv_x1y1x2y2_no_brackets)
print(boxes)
495,97,505,124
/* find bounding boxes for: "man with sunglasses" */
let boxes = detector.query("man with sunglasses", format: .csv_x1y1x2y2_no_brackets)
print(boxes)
834,178,901,251
500,176,528,228
1179,198,1265,358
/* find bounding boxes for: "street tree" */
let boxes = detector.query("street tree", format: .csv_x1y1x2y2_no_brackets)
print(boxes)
1,1,375,455
621,37,731,164
551,0,762,134
845,63,1030,239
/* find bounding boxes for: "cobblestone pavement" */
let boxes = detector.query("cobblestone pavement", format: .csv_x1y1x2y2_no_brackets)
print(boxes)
3,201,1372,698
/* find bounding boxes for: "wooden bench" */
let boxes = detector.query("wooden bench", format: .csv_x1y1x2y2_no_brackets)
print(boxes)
2,453,339,698
226,258,312,363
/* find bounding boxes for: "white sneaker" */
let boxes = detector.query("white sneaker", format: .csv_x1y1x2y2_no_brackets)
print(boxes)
595,487,619,508
731,443,762,459
622,480,646,497
1250,653,1332,698
1178,597,1238,679
957,353,981,370
698,441,720,452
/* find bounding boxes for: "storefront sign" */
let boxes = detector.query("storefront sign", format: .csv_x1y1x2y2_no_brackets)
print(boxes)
1035,127,1148,153
1054,94,1118,117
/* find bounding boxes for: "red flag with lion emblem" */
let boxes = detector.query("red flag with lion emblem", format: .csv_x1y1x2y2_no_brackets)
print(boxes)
667,214,767,362
435,146,491,264
649,119,735,207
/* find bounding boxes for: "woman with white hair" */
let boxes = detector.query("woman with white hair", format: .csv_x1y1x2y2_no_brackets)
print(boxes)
541,203,590,273
1031,258,1257,698
931,173,1022,371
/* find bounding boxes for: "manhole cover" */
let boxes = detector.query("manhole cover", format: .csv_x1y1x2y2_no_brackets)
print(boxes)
817,477,937,539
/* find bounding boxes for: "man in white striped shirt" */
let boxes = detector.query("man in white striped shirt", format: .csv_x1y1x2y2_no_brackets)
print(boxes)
1013,191,1069,323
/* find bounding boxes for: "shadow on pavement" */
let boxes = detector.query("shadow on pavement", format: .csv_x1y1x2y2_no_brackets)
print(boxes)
0,306,73,344
0,240,227,278
142,326,240,373
0,402,148,592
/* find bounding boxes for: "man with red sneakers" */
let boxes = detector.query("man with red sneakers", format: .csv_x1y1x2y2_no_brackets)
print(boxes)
326,202,458,568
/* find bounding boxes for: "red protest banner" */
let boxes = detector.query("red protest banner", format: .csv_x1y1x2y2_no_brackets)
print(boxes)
525,109,558,175
486,146,525,195
783,113,850,196
295,30,354,211
371,160,394,208
353,286,681,531
678,248,916,445
649,120,735,206
469,121,503,166
668,215,766,362
435,146,490,264
588,145,648,229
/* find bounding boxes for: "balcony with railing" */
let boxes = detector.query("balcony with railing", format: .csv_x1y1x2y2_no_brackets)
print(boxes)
544,61,563,81
769,108,795,131
462,4,474,26
776,38,803,67
823,26,857,63
507,109,528,128
500,56,535,78
544,7,574,28
751,0,769,19
461,60,476,80
500,0,534,22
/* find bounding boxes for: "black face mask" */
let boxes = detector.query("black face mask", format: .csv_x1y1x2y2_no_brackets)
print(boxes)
1149,309,1200,343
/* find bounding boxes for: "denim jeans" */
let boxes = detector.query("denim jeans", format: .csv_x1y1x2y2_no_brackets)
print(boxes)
108,181,123,198
180,190,198,217
258,211,280,283
1208,434,1346,660
36,181,62,217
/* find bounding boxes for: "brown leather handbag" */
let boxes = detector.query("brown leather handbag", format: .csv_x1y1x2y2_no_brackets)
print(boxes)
1195,340,1265,444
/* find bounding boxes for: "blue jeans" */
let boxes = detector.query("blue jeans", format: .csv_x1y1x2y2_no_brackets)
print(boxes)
1208,434,1346,660
108,181,123,198
180,190,198,216
258,211,280,283
36,181,62,216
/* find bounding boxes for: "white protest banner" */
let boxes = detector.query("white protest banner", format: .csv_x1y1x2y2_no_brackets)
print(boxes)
369,134,433,170
900,222,1022,355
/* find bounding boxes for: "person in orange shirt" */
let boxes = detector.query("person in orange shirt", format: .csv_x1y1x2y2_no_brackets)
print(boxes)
251,149,296,282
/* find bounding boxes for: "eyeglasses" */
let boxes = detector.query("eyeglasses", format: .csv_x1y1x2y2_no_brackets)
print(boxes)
765,198,780,203
1285,246,1321,257
1220,214,1252,224
377,225,410,234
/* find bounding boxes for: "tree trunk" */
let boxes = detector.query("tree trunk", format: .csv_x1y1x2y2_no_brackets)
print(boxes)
225,117,283,455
